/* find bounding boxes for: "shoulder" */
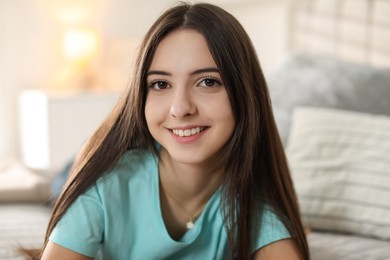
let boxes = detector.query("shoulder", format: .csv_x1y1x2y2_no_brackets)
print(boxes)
92,148,158,196
250,204,291,254
259,205,289,232
252,238,301,260
98,148,157,183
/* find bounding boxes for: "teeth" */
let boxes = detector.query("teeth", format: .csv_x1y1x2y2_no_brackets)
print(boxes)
172,127,204,137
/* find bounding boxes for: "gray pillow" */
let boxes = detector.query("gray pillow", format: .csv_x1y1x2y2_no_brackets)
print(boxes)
267,55,390,145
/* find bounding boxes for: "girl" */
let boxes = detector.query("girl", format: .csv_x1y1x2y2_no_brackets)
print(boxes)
39,3,309,259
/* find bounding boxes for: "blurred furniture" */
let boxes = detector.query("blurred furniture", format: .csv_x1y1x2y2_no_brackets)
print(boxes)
19,89,120,174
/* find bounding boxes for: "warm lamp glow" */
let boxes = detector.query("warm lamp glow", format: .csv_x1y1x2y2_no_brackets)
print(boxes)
39,0,103,89
63,28,99,67
45,0,101,24
58,8,89,24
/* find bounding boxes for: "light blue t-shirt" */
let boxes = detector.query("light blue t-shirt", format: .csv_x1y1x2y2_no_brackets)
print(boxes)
50,149,290,259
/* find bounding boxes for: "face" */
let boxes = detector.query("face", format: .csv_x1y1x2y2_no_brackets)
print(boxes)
144,29,235,167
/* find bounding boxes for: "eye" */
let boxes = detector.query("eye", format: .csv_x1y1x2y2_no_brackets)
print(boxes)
198,77,222,88
149,80,169,90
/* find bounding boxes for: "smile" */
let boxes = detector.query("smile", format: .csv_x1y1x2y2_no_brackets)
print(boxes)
171,127,206,137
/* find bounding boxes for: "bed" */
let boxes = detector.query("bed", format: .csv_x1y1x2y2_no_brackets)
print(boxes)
1,0,390,259
0,162,51,259
267,0,390,258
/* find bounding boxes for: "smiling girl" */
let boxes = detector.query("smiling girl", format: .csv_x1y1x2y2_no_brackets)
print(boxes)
38,3,309,260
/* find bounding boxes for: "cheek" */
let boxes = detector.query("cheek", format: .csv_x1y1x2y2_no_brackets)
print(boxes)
208,95,235,124
144,96,165,127
217,100,236,137
144,97,154,127
222,110,236,134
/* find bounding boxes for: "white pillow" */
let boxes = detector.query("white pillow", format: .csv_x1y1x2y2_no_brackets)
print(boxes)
0,160,51,202
286,107,390,240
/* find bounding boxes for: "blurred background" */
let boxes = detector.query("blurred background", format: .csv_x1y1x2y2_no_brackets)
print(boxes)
3,1,390,259
0,0,291,174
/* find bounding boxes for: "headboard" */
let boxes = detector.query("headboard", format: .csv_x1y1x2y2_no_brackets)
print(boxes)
288,0,390,67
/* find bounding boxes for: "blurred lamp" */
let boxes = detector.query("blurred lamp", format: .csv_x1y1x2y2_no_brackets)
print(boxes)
56,28,100,89
63,28,99,69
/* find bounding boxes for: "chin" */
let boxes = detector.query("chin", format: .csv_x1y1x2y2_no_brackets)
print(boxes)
164,146,222,168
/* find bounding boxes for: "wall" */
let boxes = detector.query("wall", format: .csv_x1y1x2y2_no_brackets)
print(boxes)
223,0,291,72
0,0,291,163
0,0,61,160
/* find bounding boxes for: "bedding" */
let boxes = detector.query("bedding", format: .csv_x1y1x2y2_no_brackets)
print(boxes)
0,161,52,259
267,54,390,145
0,161,51,203
0,203,50,259
307,231,390,260
267,54,390,259
286,107,390,239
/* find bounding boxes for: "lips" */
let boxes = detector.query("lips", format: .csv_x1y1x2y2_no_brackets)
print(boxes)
171,126,207,137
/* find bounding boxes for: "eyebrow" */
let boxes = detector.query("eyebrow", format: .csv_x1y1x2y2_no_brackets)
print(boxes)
146,67,220,76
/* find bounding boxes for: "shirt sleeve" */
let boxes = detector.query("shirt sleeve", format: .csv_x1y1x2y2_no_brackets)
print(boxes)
49,184,104,257
250,205,291,254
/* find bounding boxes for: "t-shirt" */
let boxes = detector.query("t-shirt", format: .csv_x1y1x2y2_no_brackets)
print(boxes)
50,149,290,259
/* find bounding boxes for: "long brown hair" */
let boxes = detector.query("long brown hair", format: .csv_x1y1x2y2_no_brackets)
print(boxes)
36,3,309,259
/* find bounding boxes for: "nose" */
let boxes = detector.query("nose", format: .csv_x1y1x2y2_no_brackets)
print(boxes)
169,88,196,118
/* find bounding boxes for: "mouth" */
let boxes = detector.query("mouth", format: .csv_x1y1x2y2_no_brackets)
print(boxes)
170,126,208,137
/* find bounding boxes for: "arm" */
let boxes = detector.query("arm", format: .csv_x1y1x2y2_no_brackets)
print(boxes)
41,241,93,260
252,238,302,260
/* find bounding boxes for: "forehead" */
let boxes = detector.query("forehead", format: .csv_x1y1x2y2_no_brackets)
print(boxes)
149,29,217,71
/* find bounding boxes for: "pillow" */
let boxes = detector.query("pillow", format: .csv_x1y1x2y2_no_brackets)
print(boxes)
267,54,390,145
286,107,390,240
0,160,51,202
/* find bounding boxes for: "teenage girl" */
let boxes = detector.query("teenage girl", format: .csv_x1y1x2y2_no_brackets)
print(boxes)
37,3,309,259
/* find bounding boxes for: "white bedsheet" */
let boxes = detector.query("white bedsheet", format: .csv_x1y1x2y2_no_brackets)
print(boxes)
0,204,50,259
308,231,390,260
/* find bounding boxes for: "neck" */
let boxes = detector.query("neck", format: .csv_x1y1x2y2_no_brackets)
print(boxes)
159,147,223,208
